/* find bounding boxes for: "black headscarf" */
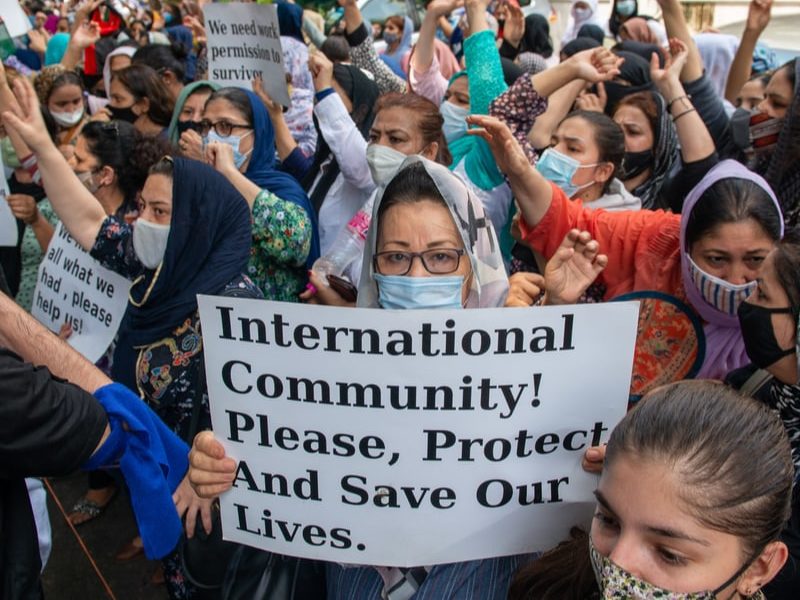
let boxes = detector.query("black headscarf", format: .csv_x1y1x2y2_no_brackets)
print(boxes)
501,57,526,86
614,40,664,68
521,14,553,58
577,23,605,45
560,37,600,59
304,64,380,214
604,50,655,115
113,158,251,387
765,59,800,226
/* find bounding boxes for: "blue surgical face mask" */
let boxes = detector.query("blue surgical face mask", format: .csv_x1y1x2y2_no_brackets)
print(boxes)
615,0,636,17
383,32,399,45
375,274,465,310
440,99,470,143
204,129,253,170
535,148,598,198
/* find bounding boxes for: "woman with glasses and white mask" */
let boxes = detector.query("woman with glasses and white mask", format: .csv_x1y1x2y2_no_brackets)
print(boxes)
203,86,321,302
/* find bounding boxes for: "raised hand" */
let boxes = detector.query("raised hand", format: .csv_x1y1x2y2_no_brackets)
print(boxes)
204,141,237,177
308,52,334,92
466,114,532,180
179,129,204,162
2,78,55,154
70,22,102,50
503,2,526,48
746,0,772,33
252,75,282,118
543,229,607,305
575,82,607,113
650,38,688,94
426,0,464,18
570,47,624,84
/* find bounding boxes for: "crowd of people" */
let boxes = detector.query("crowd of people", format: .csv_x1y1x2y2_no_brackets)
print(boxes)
1,0,799,598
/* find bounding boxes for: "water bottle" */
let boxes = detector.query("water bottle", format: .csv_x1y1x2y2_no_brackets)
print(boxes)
312,196,375,284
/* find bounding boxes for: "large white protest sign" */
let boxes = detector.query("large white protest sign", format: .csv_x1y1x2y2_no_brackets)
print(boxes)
203,3,290,106
199,298,639,567
0,0,33,38
31,223,131,363
0,153,17,247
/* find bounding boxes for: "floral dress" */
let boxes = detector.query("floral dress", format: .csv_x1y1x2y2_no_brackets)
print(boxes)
248,189,313,301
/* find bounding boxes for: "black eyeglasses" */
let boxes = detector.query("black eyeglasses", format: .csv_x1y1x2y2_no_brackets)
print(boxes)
373,249,466,276
199,120,253,137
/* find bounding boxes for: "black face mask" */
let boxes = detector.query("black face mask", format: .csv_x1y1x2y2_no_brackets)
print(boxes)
109,104,138,124
738,301,795,369
620,149,654,180
176,120,202,135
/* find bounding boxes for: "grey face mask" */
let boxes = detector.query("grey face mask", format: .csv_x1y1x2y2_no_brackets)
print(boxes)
132,218,171,270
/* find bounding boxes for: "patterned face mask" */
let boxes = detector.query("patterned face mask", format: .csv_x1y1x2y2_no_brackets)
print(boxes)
686,254,756,316
589,536,763,600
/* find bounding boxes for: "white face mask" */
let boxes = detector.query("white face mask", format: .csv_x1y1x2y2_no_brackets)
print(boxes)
76,169,99,194
132,218,171,270
366,144,407,186
440,99,470,143
51,107,85,128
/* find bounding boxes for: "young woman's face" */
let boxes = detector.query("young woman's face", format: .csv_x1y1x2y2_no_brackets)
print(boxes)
202,97,255,161
613,104,654,153
377,199,472,302
138,173,173,226
744,249,797,382
180,88,212,123
592,454,752,596
108,78,138,110
551,117,612,190
736,78,766,111
757,67,794,119
383,21,401,37
689,218,774,285
48,83,84,116
444,77,470,110
109,54,133,73
369,106,437,159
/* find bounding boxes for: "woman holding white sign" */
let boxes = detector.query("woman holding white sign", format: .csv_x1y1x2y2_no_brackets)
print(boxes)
188,156,607,599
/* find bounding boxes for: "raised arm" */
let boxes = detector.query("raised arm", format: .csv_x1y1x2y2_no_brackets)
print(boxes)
2,78,107,250
252,75,298,162
651,39,715,164
725,0,772,104
467,114,553,226
655,0,703,83
413,0,463,74
61,19,101,71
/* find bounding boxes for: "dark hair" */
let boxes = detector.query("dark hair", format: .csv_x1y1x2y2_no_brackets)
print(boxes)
609,0,638,37
779,58,797,89
615,91,658,141
607,381,793,557
385,15,405,32
45,70,84,105
132,43,188,83
112,64,175,127
375,92,452,166
685,178,782,249
149,156,175,178
205,87,254,127
378,162,447,222
509,380,794,600
320,35,350,63
80,120,174,210
772,227,800,320
561,110,625,192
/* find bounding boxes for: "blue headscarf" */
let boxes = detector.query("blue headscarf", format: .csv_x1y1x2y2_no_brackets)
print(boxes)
45,33,70,66
242,89,320,265
126,158,252,346
277,1,304,42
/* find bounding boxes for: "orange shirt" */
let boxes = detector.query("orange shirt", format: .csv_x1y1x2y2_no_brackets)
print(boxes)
519,182,686,301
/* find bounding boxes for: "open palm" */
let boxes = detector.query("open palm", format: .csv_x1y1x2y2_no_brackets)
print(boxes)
544,230,608,305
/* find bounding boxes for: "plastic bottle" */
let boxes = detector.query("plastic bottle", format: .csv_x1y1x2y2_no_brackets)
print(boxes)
312,195,375,284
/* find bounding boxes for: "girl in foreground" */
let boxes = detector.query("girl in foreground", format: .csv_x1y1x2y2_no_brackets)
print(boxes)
510,380,792,599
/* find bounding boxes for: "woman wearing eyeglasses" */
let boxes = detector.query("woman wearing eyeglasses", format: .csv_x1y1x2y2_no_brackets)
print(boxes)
202,87,321,302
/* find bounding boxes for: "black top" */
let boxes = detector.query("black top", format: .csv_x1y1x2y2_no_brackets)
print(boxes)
0,348,108,599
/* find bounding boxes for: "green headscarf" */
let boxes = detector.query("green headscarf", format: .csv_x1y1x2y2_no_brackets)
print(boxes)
166,81,220,145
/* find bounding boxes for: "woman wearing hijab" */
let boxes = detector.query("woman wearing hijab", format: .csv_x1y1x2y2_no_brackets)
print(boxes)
499,13,554,65
202,86,320,301
4,75,261,599
475,111,784,380
380,15,415,77
576,23,605,45
562,0,604,45
618,16,659,45
167,80,220,159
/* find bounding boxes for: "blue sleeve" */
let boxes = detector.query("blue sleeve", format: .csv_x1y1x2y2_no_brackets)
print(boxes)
281,146,315,181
